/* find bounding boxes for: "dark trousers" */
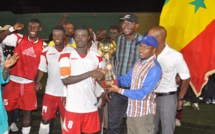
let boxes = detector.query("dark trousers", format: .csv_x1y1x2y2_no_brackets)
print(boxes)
108,93,128,134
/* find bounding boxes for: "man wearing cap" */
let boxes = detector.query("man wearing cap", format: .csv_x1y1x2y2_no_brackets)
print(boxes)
107,35,162,134
108,13,143,134
148,26,190,134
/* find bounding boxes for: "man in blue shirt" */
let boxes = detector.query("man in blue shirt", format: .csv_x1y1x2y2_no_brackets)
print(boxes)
107,35,162,134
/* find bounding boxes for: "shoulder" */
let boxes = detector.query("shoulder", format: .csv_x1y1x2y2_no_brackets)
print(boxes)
60,47,75,58
154,60,162,70
168,47,183,58
48,41,54,46
136,33,143,39
64,46,74,51
6,33,23,40
89,49,102,57
115,34,124,41
164,45,183,58
14,33,23,38
42,46,52,52
150,60,162,75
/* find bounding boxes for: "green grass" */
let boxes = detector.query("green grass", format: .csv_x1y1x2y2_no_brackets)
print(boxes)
9,74,215,134
11,101,215,134
175,103,215,134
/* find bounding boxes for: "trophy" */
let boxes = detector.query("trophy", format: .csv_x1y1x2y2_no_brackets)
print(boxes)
97,38,117,87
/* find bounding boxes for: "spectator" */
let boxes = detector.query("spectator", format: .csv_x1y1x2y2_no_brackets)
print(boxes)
96,28,107,42
109,13,143,134
148,26,190,134
107,35,162,134
108,25,120,40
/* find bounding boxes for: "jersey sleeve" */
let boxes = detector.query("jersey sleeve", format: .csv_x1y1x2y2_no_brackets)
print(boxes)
42,42,48,48
38,49,48,73
59,51,71,79
95,52,105,69
2,33,23,47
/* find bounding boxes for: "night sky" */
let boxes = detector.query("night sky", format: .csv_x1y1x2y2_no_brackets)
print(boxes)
1,0,165,14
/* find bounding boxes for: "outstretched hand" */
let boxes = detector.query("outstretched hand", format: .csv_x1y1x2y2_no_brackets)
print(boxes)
90,68,106,81
106,84,120,93
4,53,19,68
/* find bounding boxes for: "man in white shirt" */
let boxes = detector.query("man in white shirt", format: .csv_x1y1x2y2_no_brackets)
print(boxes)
35,26,72,134
59,26,106,134
148,26,190,134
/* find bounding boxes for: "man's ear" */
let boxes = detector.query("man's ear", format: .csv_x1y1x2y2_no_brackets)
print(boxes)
153,48,157,53
135,23,139,29
39,27,42,32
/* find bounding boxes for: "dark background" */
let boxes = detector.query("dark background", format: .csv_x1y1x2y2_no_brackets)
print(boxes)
1,0,165,14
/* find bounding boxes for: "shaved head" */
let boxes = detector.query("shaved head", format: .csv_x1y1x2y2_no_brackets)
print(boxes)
148,26,167,41
148,26,167,54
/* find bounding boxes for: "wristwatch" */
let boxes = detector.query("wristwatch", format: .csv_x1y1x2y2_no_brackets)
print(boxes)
178,96,183,101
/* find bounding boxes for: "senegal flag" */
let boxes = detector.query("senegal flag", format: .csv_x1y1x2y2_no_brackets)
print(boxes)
160,0,215,96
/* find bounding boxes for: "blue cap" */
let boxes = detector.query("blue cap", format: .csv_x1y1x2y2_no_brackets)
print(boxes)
137,35,158,48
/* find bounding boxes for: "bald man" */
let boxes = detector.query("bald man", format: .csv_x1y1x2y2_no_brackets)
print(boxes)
148,26,190,134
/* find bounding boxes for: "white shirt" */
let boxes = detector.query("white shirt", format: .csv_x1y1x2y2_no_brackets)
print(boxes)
89,41,105,97
39,46,72,97
155,44,190,93
59,48,104,113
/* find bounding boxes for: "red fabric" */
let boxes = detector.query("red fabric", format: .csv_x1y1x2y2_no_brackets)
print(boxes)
11,35,43,80
62,110,100,134
181,20,215,95
3,80,37,111
41,93,65,120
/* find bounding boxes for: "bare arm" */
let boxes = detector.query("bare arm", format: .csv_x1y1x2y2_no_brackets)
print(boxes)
58,14,68,26
177,78,190,109
178,78,190,98
2,53,19,80
0,22,24,42
34,70,45,91
62,69,105,85
0,30,11,42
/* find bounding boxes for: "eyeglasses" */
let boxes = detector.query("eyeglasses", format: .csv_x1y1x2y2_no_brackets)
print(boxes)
122,22,135,27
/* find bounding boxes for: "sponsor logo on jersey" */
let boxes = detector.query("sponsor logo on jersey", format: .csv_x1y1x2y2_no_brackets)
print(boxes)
48,53,56,55
22,47,36,58
71,58,78,60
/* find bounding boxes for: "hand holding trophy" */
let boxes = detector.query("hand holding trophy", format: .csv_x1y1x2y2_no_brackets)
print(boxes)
97,38,117,87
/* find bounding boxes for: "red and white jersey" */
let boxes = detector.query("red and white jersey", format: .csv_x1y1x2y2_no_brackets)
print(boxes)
2,33,47,83
39,46,72,97
2,33,47,48
59,48,104,113
89,41,106,97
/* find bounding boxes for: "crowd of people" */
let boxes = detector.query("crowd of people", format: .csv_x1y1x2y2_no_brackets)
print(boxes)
0,13,212,134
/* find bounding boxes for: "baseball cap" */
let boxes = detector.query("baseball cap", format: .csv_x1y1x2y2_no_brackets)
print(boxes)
137,35,158,48
0,25,12,31
120,14,138,24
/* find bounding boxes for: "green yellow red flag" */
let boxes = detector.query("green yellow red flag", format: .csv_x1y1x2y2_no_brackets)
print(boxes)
159,0,215,96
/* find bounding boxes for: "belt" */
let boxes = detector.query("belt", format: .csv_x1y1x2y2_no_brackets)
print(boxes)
118,86,130,89
156,91,176,97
